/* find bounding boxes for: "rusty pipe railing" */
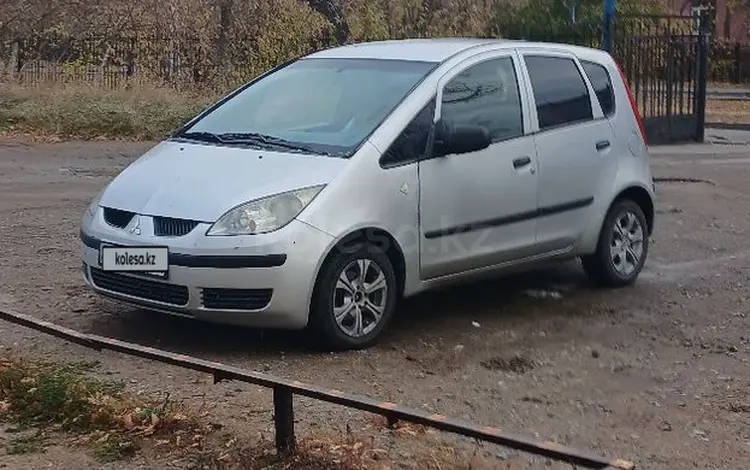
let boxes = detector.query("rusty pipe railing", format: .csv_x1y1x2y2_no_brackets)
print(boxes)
0,308,634,469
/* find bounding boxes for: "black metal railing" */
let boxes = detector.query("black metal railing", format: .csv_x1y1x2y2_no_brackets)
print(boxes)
709,40,750,84
2,12,719,143
2,17,723,90
0,32,268,91
610,14,707,142
0,307,634,470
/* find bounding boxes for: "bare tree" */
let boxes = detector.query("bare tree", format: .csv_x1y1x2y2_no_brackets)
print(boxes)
305,0,350,43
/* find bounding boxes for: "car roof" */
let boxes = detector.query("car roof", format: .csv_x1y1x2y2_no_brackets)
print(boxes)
304,38,609,64
306,38,514,62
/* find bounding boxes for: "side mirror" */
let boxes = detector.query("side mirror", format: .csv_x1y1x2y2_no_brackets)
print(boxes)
432,119,491,158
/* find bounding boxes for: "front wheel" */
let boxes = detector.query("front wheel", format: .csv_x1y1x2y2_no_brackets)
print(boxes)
582,199,649,287
309,243,398,351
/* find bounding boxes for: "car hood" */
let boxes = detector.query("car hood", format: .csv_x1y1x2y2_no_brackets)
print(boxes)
99,140,348,221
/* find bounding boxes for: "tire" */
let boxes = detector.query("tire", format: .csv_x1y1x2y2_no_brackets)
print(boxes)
581,198,649,287
308,243,398,351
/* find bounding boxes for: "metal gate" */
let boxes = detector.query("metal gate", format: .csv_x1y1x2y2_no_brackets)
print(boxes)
609,13,710,144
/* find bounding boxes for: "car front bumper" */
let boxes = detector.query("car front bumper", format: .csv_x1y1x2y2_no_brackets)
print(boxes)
80,211,334,329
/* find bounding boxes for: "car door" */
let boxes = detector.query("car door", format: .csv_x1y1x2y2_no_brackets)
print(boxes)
518,51,618,252
418,50,541,280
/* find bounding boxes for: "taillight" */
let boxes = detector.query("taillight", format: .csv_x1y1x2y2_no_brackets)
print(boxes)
615,61,647,145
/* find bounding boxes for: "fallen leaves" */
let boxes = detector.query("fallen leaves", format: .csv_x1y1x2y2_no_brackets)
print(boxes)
0,356,502,470
0,357,203,462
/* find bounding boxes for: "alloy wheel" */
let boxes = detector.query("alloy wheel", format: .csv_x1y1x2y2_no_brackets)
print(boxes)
332,258,389,338
609,210,645,277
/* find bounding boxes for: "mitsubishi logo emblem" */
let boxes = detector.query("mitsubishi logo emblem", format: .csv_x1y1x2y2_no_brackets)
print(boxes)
129,216,142,235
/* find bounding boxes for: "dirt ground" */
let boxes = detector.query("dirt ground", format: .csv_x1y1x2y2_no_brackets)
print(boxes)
706,98,750,125
1,131,749,469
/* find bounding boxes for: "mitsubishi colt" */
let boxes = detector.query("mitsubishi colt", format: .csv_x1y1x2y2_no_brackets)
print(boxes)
80,38,655,350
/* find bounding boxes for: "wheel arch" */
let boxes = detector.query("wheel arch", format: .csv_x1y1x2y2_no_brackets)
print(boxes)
581,183,655,256
610,184,655,236
580,183,654,287
311,226,407,302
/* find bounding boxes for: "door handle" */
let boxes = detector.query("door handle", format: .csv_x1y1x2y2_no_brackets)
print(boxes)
596,140,611,151
513,156,532,169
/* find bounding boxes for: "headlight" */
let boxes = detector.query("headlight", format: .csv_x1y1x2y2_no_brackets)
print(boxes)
86,188,106,217
206,185,325,236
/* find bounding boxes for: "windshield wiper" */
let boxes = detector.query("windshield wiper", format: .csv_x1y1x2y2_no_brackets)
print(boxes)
174,131,331,156
217,132,324,155
174,131,225,143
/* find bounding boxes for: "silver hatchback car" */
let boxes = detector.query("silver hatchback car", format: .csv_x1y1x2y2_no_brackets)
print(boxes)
80,38,655,350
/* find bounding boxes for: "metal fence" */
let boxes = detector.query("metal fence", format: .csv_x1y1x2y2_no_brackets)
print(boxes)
709,40,750,84
1,12,725,143
0,32,266,91
614,14,708,143
1,17,729,90
496,13,710,143
0,308,635,469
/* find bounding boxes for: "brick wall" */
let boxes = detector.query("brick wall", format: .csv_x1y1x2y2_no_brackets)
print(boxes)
665,0,750,42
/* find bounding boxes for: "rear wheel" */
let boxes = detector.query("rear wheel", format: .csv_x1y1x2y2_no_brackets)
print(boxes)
582,199,649,287
309,243,397,351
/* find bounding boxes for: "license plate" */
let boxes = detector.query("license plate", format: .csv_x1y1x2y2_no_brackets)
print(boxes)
100,245,169,276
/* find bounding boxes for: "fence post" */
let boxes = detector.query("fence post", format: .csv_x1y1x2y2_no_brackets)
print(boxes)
7,40,19,80
273,386,295,454
666,36,675,137
734,43,741,84
602,0,615,53
694,9,710,142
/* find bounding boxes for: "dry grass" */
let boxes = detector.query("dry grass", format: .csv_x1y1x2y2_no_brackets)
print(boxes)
706,99,750,125
0,358,196,462
0,82,217,141
1,80,746,142
0,356,505,469
707,82,750,90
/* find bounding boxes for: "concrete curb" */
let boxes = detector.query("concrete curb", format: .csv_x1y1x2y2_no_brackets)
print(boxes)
707,89,750,99
706,122,750,131
649,127,750,155
648,144,748,156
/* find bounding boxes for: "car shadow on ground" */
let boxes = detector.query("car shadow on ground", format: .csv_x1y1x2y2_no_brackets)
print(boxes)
84,260,613,359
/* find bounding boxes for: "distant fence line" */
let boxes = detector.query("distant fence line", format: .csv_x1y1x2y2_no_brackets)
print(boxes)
1,30,749,90
0,32,285,91
708,40,750,84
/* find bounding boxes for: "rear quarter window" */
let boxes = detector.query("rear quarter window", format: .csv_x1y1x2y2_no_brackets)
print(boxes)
523,55,593,130
580,60,616,117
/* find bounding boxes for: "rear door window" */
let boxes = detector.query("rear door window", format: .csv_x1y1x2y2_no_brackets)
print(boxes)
580,60,616,117
523,55,593,130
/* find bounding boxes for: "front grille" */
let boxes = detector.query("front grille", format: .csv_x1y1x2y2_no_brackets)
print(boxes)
201,288,272,310
153,216,200,237
103,207,135,228
90,267,189,306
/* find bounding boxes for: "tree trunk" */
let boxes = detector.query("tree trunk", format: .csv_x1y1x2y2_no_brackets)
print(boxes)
304,0,350,44
386,0,397,38
218,0,234,69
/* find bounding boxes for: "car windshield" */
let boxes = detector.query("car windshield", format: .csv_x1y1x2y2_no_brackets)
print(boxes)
175,57,437,157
